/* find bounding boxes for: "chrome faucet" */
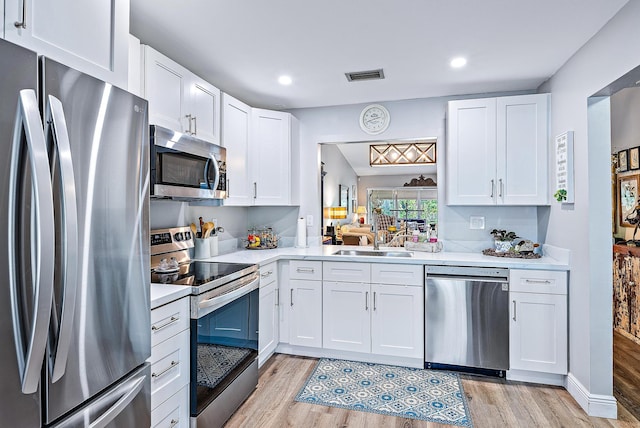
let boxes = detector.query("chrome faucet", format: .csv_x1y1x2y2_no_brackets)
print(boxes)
372,210,380,250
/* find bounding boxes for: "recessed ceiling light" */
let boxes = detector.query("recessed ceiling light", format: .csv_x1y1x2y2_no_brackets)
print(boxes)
450,57,467,68
278,75,292,85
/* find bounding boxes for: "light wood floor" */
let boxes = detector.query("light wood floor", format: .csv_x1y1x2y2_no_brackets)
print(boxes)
614,330,640,422
226,354,640,428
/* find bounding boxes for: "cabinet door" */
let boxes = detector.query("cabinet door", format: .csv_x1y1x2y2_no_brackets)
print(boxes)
143,46,189,133
4,0,128,87
259,279,279,366
510,292,567,374
497,94,549,205
222,93,252,205
323,281,370,353
189,74,221,145
151,384,189,428
250,109,291,205
371,284,424,359
446,98,497,205
289,279,322,348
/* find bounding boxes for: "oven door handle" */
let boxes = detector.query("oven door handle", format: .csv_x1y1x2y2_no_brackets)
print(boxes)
198,275,259,317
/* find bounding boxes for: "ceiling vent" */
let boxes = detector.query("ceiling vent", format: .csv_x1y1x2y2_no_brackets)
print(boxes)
345,68,385,82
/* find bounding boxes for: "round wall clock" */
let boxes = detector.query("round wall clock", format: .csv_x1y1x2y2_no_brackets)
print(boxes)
359,104,390,135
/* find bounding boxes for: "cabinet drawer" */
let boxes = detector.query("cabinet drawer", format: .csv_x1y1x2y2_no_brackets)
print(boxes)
150,329,190,410
510,270,567,295
151,384,189,428
371,264,423,286
151,297,190,347
290,260,322,280
323,262,371,283
260,262,278,287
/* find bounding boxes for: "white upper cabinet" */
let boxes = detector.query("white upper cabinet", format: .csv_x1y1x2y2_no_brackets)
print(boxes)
447,93,549,205
249,108,292,205
4,0,129,88
189,77,221,145
142,46,220,145
222,94,252,205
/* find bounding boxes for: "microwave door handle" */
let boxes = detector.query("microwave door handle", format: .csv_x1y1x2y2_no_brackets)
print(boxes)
8,89,56,394
45,95,79,383
204,154,220,191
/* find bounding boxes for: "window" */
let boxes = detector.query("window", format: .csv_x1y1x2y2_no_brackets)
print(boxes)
367,187,437,227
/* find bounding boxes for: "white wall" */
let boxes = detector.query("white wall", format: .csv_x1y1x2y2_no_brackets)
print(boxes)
291,92,541,252
538,0,640,416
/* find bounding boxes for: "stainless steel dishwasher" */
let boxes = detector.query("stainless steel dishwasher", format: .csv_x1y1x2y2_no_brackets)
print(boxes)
425,265,509,377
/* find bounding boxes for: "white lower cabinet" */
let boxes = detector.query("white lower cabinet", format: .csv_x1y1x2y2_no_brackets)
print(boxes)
323,281,370,353
289,279,323,347
150,297,190,427
371,283,424,359
509,269,568,375
258,263,279,366
151,384,189,428
322,263,424,360
287,261,323,348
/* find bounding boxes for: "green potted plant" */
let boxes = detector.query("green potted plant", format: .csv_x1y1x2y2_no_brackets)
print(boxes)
490,229,518,252
554,189,567,202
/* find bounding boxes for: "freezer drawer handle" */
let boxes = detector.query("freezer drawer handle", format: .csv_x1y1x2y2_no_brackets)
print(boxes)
152,316,179,332
89,374,145,428
8,89,56,394
152,360,179,379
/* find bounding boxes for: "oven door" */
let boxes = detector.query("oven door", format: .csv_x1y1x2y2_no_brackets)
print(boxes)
190,274,259,418
150,125,226,200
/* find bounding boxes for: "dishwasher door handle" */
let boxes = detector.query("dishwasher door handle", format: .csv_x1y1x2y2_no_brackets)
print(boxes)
427,275,508,284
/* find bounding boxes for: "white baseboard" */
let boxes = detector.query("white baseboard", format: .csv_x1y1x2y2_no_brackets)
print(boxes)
566,373,618,419
507,369,565,386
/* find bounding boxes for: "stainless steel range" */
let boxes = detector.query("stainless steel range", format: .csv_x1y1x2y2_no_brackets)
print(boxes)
150,227,259,428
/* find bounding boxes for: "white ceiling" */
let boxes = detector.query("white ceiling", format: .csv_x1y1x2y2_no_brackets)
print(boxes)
130,0,628,110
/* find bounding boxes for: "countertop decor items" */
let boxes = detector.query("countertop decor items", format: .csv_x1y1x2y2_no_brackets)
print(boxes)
246,227,278,249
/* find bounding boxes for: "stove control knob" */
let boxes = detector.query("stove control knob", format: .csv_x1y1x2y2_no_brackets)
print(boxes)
174,232,183,242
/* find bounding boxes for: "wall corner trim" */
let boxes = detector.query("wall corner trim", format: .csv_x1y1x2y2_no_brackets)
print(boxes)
566,373,618,419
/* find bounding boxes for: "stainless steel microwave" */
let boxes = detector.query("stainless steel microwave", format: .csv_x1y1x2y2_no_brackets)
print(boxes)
150,125,227,200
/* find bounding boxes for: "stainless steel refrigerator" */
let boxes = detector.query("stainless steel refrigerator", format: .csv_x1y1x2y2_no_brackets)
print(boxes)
0,38,151,427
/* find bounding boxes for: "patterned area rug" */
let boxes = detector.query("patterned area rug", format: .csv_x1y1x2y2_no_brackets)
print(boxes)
197,344,252,389
295,358,473,427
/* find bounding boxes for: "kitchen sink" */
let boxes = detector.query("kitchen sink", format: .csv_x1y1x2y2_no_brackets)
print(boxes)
332,249,413,258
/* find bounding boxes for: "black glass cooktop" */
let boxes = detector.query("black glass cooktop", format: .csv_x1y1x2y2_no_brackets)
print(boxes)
151,261,257,291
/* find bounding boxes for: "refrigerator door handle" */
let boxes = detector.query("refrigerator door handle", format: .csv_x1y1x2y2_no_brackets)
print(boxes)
8,89,56,394
204,153,220,192
89,374,146,428
45,95,79,383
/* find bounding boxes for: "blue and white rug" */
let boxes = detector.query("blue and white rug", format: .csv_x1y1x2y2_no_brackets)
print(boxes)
295,358,473,427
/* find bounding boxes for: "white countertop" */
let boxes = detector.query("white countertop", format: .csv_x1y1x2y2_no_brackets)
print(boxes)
198,245,570,271
150,283,192,310
150,244,569,308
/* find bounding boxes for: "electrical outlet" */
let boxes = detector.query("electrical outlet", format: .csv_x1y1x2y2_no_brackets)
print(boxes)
469,216,485,230
306,214,313,227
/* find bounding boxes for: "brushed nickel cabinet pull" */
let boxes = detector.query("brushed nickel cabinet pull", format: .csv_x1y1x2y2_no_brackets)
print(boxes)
169,419,179,428
290,289,294,306
365,291,369,311
499,179,503,197
151,316,179,332
512,300,517,321
185,114,193,134
14,0,27,28
152,360,179,379
490,179,495,198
